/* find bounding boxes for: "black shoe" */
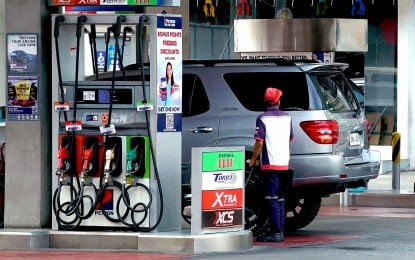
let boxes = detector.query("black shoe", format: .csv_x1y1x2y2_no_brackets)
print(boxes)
255,232,283,242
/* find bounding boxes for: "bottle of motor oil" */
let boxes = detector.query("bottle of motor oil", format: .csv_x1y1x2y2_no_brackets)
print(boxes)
159,77,167,101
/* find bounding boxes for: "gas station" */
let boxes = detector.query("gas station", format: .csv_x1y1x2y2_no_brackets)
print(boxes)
0,0,251,253
2,0,415,255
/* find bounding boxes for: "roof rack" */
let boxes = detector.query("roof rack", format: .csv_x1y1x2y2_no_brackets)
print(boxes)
183,58,296,67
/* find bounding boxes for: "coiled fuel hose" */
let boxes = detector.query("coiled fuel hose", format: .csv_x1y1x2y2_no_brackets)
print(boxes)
129,15,164,231
100,15,163,230
52,15,88,230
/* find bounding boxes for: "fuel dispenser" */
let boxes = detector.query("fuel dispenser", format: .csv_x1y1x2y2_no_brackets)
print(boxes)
51,14,183,232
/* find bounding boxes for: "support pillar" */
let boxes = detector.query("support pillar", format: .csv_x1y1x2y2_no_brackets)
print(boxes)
4,0,51,228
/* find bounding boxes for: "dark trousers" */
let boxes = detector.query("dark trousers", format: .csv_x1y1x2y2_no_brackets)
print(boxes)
264,169,293,233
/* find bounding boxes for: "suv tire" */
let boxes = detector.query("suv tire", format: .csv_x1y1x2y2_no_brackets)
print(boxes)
244,168,268,236
285,192,322,231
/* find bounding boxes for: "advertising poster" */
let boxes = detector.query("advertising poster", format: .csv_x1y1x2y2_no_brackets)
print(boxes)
7,33,39,74
156,16,182,132
107,45,121,71
7,76,39,121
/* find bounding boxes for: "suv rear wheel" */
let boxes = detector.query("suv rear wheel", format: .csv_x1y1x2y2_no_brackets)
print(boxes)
244,168,268,236
285,192,322,231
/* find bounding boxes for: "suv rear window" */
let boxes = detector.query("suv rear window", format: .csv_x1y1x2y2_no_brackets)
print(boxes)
224,72,309,112
311,72,359,111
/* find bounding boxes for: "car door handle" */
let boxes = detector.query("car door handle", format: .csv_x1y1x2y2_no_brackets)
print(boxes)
191,126,213,133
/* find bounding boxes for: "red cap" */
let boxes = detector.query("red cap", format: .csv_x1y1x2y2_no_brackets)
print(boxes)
264,87,282,104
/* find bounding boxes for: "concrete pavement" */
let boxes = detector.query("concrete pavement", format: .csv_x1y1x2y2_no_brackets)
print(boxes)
0,169,414,254
1,206,415,259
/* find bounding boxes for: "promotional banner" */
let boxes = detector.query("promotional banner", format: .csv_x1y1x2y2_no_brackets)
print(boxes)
7,33,39,74
156,16,182,132
6,33,40,121
7,76,39,121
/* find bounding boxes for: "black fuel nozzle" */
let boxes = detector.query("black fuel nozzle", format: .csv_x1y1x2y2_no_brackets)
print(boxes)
76,15,87,38
54,15,65,38
113,15,126,38
138,15,149,37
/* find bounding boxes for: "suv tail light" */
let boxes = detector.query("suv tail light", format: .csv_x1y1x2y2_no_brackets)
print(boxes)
300,120,339,144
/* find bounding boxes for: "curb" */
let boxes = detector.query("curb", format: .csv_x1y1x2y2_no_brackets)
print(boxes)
322,191,415,208
0,229,252,253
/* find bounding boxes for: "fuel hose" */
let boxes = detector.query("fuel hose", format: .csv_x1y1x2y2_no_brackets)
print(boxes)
52,15,89,230
53,15,81,229
135,15,165,231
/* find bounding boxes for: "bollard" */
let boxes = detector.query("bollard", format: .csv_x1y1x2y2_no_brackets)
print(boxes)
392,132,400,192
340,188,349,207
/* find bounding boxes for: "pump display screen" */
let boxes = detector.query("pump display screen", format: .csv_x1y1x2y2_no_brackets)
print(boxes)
98,89,110,104
76,88,133,105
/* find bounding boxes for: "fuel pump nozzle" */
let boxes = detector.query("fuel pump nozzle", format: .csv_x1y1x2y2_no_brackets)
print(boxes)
104,142,121,182
103,147,114,184
76,15,87,39
126,145,144,178
56,145,70,175
113,15,126,39
104,146,115,173
82,143,96,179
126,146,137,174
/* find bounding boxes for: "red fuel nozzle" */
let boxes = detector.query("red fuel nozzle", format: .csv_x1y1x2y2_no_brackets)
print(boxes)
82,146,95,172
57,146,69,171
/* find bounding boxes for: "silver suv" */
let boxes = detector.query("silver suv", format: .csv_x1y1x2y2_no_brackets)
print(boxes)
94,59,381,233
180,59,380,232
